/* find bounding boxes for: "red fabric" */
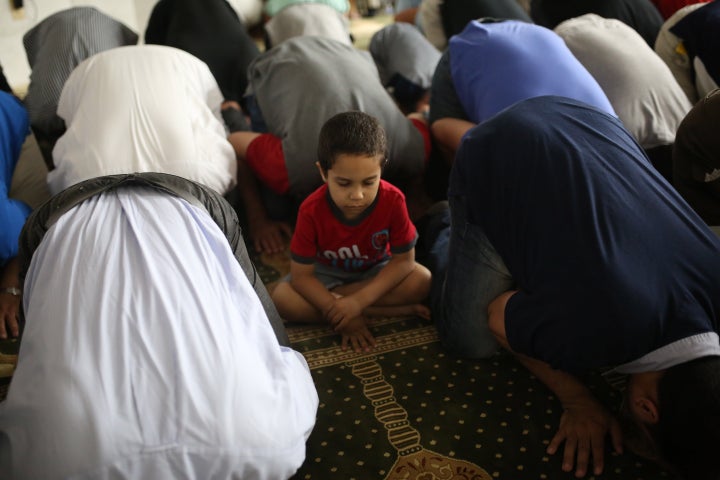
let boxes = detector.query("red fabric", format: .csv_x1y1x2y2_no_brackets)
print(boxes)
651,0,710,19
291,181,417,272
245,133,290,195
410,118,432,164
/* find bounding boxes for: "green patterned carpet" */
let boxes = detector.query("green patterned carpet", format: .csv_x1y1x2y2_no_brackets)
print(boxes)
251,249,671,480
286,316,670,480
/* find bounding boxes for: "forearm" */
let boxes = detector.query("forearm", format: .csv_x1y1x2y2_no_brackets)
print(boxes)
0,257,20,290
0,257,21,338
488,291,595,407
291,274,337,321
517,353,597,407
431,118,476,154
236,156,269,225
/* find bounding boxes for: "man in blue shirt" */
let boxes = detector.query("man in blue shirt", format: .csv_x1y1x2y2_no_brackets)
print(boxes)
426,95,720,478
428,19,613,164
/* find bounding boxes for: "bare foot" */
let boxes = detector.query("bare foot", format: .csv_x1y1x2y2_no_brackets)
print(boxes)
410,303,431,320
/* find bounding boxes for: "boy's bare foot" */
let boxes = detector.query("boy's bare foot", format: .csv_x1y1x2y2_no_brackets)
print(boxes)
410,303,431,320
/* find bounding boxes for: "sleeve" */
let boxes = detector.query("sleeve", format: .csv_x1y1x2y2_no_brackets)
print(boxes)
0,198,32,266
428,50,469,125
389,189,418,254
289,205,319,264
504,290,622,374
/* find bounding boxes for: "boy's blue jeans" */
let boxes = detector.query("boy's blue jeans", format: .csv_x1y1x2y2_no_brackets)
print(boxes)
431,195,514,359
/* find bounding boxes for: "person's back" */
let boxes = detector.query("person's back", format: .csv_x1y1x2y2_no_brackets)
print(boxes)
554,14,691,151
49,45,236,197
246,36,426,199
451,95,720,369
0,176,318,479
369,23,441,113
530,0,664,46
264,3,352,48
429,20,614,127
144,0,260,102
23,6,138,167
446,96,720,478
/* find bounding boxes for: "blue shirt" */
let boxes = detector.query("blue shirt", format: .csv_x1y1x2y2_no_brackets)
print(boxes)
450,96,720,373
448,20,615,124
0,91,32,266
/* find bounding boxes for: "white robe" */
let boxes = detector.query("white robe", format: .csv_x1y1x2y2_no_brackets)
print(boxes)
48,45,237,197
0,188,318,479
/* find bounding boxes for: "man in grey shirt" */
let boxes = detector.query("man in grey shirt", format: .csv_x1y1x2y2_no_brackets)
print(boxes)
555,14,692,180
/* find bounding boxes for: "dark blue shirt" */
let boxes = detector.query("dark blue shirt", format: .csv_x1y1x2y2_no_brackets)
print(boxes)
449,96,720,372
670,1,720,88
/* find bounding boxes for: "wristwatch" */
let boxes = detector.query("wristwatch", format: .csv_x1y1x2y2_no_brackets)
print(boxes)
0,287,21,297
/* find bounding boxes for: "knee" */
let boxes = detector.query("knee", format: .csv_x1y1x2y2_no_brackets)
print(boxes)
270,282,291,314
433,306,499,359
408,263,432,302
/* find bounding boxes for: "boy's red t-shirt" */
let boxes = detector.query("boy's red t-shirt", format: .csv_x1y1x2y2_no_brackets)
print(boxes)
291,180,418,273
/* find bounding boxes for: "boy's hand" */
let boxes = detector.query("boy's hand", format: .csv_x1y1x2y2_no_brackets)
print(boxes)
325,296,364,328
335,316,376,353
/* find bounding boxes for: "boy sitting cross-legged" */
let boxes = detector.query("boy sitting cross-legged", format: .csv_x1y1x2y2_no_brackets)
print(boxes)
271,111,431,353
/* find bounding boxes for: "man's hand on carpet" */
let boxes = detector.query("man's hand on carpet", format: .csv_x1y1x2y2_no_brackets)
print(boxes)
547,397,623,478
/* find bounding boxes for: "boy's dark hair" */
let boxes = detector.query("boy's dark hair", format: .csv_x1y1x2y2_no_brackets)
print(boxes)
655,355,720,479
317,111,387,172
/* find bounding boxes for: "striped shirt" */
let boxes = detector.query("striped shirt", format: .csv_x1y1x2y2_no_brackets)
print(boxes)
22,6,138,132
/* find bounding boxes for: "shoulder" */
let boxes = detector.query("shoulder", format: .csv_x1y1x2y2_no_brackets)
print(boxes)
379,180,407,202
299,184,331,216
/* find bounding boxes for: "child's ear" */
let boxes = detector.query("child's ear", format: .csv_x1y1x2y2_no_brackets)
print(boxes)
316,161,328,183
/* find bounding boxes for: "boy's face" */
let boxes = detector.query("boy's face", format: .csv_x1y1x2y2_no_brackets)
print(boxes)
317,153,384,220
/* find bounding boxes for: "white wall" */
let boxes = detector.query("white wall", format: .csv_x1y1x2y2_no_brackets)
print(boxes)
0,0,156,92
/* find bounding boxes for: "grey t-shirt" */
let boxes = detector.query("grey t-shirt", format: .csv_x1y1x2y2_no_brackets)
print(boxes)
246,36,426,199
369,22,441,90
555,14,692,148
